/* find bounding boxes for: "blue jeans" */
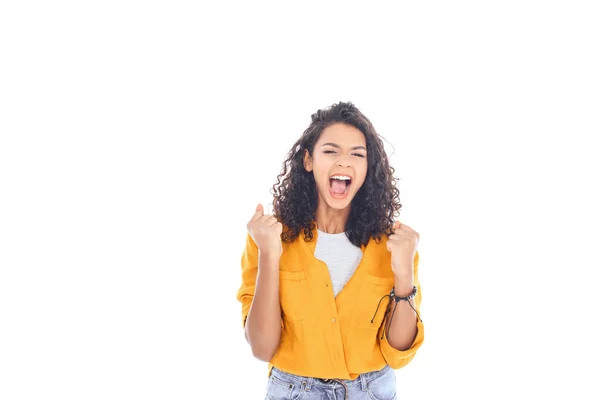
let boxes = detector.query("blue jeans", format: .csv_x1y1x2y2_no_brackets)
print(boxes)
265,364,397,400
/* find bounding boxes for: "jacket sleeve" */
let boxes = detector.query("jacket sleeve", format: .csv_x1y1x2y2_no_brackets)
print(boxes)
378,250,425,369
235,233,259,329
235,233,284,330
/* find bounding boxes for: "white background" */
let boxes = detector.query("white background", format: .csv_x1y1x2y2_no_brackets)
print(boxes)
1,1,599,399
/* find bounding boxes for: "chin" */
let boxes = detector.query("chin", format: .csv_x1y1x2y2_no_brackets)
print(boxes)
326,201,350,210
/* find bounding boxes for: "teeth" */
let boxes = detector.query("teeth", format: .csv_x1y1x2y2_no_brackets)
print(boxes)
330,175,351,180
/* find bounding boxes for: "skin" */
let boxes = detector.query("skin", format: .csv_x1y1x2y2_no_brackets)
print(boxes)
386,220,420,351
244,123,420,361
303,122,368,234
244,203,283,361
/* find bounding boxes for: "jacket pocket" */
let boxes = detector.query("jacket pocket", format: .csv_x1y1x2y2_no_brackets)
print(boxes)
279,270,313,323
351,273,395,329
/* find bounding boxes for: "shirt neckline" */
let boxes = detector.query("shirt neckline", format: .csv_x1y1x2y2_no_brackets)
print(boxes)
317,228,346,236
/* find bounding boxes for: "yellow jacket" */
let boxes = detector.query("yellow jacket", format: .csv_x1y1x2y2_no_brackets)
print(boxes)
236,225,424,380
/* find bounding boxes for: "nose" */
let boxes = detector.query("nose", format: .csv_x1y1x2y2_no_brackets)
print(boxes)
336,154,352,168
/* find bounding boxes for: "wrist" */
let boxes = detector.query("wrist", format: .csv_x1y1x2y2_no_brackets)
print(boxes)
393,277,413,296
392,285,418,301
258,250,281,262
258,251,280,267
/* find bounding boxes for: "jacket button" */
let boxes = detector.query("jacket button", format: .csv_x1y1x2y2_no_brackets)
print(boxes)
332,318,336,323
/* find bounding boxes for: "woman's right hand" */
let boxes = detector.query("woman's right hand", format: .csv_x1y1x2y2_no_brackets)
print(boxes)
247,203,283,259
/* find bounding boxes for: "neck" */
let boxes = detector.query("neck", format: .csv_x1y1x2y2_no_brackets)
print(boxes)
315,201,351,234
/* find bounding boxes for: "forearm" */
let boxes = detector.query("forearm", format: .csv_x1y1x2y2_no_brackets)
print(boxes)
385,276,418,351
245,253,282,361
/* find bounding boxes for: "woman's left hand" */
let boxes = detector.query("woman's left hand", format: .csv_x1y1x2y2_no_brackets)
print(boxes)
386,221,420,278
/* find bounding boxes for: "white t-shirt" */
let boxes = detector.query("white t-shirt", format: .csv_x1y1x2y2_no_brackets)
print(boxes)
314,229,363,297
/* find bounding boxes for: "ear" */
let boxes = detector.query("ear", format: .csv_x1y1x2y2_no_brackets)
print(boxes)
304,149,313,172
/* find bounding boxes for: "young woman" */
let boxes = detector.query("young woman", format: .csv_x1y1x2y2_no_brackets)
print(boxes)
236,101,424,400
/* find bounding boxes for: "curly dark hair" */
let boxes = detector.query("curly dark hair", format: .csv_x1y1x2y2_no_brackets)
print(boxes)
271,101,402,248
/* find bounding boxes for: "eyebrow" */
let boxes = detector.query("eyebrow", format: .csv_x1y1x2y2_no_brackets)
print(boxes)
321,142,367,151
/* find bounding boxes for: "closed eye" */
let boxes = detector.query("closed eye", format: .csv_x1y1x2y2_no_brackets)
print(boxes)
324,150,365,157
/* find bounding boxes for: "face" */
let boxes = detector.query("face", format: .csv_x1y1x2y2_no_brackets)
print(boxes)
304,123,368,210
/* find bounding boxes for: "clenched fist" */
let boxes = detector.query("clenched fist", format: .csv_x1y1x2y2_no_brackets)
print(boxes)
386,220,420,277
247,203,283,260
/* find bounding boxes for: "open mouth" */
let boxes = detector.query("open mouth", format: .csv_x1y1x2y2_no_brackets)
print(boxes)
329,176,352,197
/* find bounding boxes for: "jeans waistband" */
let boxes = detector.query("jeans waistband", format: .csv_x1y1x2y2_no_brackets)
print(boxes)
270,364,391,391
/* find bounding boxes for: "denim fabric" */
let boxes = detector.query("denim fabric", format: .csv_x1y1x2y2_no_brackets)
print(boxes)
265,364,397,400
